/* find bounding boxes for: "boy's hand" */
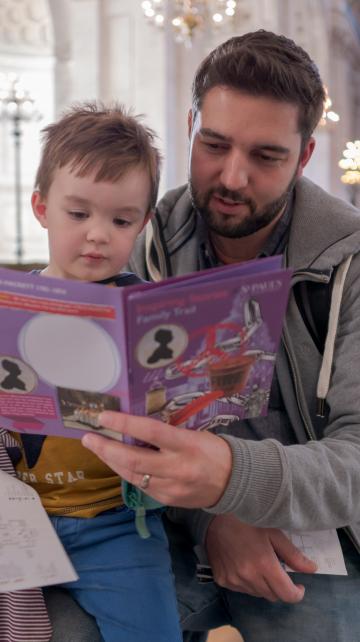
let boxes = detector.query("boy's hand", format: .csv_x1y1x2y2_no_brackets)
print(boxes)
82,410,233,508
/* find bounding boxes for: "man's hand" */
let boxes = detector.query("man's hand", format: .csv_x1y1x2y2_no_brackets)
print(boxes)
82,411,233,508
205,514,317,603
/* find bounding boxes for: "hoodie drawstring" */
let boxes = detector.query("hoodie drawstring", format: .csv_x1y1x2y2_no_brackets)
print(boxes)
316,255,353,417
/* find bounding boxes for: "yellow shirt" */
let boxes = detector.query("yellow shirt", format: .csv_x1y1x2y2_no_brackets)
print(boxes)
13,434,122,517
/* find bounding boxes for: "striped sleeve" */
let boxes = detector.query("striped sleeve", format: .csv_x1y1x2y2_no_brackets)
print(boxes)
0,429,52,642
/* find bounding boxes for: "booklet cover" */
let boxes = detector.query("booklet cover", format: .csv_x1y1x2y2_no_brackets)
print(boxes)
0,256,292,441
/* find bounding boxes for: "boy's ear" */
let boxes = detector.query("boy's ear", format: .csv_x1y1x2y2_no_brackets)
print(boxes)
140,210,153,232
188,109,193,138
31,191,48,228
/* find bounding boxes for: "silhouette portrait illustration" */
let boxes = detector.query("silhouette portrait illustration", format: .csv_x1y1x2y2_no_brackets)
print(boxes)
1,359,26,391
147,328,174,364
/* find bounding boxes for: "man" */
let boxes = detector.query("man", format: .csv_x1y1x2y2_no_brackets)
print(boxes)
62,30,360,642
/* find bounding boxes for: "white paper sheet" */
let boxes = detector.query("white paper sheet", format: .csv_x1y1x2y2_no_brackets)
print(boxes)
282,529,348,575
0,470,78,592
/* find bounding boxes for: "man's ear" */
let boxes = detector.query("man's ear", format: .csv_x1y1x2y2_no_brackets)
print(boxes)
31,191,48,228
296,137,316,178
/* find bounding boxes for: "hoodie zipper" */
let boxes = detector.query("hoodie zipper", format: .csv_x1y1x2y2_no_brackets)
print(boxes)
282,269,331,441
283,331,317,441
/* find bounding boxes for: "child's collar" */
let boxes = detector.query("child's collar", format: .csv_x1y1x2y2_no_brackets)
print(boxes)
94,275,119,285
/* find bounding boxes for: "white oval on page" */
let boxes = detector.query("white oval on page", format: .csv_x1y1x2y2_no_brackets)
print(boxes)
18,314,120,392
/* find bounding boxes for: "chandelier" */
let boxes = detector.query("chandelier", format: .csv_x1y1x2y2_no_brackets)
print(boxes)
319,86,340,127
141,0,238,46
339,140,360,185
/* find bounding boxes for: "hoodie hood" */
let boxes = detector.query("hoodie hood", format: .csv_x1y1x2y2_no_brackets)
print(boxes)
130,177,360,281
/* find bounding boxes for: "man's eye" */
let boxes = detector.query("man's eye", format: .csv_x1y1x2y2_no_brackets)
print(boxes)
257,154,283,164
68,211,88,220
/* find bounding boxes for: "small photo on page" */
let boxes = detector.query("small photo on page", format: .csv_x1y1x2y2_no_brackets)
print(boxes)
57,386,121,436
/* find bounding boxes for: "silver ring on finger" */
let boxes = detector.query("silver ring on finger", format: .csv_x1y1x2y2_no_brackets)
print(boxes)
140,473,151,490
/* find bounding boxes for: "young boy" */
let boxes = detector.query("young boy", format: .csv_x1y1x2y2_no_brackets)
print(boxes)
11,103,182,642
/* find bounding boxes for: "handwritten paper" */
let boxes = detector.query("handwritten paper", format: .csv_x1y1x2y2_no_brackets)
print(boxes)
282,529,348,575
0,470,78,592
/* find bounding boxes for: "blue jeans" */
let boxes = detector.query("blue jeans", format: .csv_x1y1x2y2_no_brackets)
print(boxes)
165,519,360,642
50,508,182,642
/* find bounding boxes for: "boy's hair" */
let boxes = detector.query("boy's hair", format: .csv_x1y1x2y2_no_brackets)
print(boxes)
192,30,326,142
35,102,161,210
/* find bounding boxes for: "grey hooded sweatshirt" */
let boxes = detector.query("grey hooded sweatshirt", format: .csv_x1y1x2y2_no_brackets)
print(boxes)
129,177,360,549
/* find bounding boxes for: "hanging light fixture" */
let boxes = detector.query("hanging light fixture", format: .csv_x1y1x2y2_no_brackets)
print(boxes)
141,1,238,47
319,86,340,127
339,140,360,185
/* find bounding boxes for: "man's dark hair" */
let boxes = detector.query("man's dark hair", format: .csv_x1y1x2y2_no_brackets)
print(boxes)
192,30,326,142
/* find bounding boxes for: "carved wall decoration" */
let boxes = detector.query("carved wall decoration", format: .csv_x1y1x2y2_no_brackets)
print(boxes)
0,0,53,53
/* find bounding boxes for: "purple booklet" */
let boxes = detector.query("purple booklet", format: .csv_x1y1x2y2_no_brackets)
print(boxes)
0,256,292,441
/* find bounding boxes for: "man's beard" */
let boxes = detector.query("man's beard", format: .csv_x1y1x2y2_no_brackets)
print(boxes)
189,172,297,239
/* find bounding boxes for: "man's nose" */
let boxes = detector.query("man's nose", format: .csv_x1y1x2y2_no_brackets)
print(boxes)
219,151,249,191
